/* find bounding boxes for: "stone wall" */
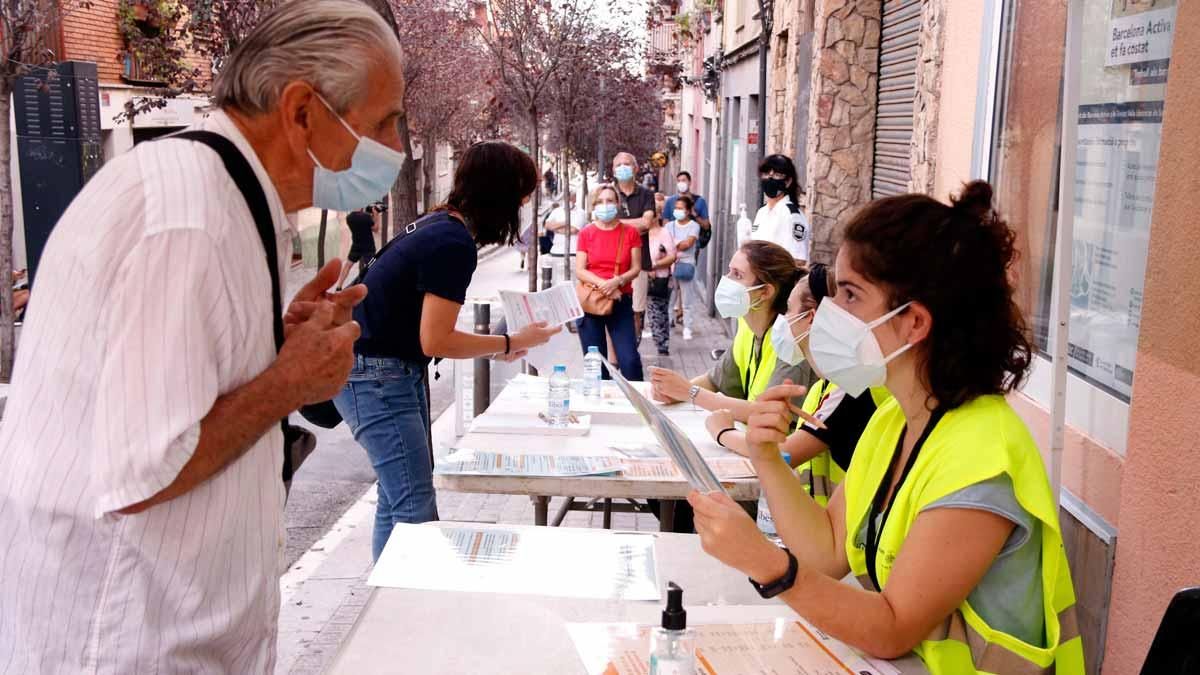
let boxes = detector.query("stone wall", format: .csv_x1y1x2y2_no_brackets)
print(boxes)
767,0,811,159
802,0,881,264
910,0,946,195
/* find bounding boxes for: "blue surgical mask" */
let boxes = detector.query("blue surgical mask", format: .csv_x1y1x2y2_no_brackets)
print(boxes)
673,209,688,222
614,165,635,182
308,93,407,212
593,203,618,222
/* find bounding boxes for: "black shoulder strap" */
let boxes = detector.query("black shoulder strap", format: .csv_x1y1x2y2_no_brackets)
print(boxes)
350,211,443,287
170,130,286,353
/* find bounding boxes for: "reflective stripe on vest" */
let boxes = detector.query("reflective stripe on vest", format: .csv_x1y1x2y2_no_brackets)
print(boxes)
730,317,778,401
842,395,1085,675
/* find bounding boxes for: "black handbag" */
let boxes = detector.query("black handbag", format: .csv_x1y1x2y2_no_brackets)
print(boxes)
648,275,672,299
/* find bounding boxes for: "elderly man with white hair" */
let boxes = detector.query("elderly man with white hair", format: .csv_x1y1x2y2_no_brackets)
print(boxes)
0,1,404,671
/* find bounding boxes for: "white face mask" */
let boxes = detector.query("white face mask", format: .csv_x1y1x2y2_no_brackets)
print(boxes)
677,181,690,194
714,276,765,319
808,298,913,397
770,311,812,366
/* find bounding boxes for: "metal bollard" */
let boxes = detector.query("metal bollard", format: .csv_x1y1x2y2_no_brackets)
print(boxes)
541,265,553,291
473,303,491,417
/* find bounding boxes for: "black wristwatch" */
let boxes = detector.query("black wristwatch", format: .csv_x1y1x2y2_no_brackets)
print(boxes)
749,547,799,599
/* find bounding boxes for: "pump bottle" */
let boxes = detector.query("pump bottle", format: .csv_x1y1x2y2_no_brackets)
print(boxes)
649,582,696,674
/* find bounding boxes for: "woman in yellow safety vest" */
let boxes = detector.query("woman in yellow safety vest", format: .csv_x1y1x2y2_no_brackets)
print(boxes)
704,262,890,506
688,181,1085,675
648,240,809,422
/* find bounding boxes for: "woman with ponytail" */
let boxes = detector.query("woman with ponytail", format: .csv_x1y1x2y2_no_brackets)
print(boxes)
649,240,810,424
688,182,1085,674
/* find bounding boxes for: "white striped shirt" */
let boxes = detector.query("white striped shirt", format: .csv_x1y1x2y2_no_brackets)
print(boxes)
0,111,293,673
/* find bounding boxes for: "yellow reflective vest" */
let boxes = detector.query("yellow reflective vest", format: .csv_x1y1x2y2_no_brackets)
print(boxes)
795,382,891,506
730,318,778,401
842,395,1085,675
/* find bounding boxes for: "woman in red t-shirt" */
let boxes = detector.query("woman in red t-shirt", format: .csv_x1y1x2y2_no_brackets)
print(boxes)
575,185,644,380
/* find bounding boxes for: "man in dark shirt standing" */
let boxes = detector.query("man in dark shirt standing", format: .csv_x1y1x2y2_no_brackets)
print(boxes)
337,205,380,290
612,151,656,340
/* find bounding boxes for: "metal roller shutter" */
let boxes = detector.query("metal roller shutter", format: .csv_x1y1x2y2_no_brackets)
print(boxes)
871,0,922,198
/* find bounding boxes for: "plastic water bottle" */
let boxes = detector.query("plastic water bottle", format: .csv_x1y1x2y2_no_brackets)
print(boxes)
756,452,791,543
582,346,604,398
547,365,571,427
736,203,753,246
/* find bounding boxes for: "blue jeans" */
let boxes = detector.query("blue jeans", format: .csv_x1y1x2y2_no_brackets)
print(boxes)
576,295,644,380
333,356,438,561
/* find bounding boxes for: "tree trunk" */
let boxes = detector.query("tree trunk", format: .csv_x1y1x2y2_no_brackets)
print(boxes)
528,107,539,293
391,110,419,239
0,91,16,382
421,134,436,212
561,151,571,281
317,209,329,268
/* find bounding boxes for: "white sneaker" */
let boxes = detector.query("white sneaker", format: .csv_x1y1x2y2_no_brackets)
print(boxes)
683,328,694,341
642,328,652,339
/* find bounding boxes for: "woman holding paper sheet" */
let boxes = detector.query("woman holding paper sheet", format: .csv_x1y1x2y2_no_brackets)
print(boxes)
688,182,1084,674
648,240,811,420
335,141,560,560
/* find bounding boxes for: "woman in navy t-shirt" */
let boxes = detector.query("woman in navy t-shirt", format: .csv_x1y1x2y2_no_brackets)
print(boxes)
334,141,560,560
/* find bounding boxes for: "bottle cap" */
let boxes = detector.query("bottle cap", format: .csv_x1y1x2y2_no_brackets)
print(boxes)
661,581,687,630
587,346,600,354
554,365,567,372
781,452,791,465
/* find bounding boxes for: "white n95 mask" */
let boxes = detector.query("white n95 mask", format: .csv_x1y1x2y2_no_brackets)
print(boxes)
808,298,913,397
714,276,764,319
769,311,811,366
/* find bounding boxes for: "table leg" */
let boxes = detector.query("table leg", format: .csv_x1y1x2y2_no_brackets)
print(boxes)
472,303,492,418
551,497,575,526
659,500,676,532
602,499,613,529
533,496,550,526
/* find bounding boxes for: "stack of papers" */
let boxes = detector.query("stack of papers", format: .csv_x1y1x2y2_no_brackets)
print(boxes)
437,450,622,477
369,524,660,601
567,619,901,675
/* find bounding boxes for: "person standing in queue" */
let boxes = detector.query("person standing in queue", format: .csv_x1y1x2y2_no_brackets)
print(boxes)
611,152,657,341
704,262,890,505
688,181,1084,674
649,240,810,420
337,204,379,290
336,141,561,561
575,185,644,380
750,154,810,265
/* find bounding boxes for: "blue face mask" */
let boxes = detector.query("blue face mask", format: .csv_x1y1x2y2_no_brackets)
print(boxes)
593,203,618,222
614,165,635,182
308,93,407,212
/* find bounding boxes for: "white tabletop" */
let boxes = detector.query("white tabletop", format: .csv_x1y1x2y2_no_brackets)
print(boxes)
327,523,927,674
435,378,761,501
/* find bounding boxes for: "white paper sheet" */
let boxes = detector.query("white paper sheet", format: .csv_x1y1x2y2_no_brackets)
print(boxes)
469,412,592,436
369,524,660,601
499,283,584,331
567,619,902,675
436,450,623,477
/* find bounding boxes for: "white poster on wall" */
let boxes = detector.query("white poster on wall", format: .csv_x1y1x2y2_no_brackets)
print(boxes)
1065,0,1177,401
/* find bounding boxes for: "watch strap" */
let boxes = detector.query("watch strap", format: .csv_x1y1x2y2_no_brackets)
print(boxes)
749,547,799,599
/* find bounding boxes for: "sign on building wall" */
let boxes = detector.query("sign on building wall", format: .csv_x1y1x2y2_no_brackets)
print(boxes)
1067,0,1176,401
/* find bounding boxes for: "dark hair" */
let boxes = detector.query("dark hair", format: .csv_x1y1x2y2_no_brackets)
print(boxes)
441,141,538,247
758,154,799,204
841,180,1033,410
795,262,834,312
677,171,692,180
741,240,803,315
674,194,695,211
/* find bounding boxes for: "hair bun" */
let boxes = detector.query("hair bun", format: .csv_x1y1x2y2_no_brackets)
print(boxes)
951,180,995,224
